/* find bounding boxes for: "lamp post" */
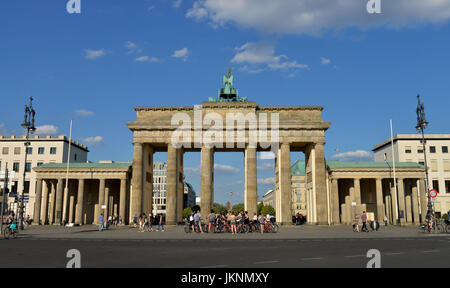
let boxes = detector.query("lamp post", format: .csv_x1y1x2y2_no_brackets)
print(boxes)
19,97,36,230
415,94,432,216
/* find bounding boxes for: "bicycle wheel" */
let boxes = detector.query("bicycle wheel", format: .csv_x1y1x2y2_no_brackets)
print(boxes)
184,225,191,233
271,224,279,233
3,228,10,239
436,224,445,233
446,224,450,234
242,224,249,234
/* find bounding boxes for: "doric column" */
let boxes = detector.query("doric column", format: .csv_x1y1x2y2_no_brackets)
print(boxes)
411,181,420,225
177,148,184,223
119,179,127,224
166,144,178,224
397,178,406,226
200,146,214,217
130,142,143,223
244,147,257,217
330,178,340,224
313,143,328,225
49,181,56,224
143,144,154,215
277,142,291,224
104,187,110,218
419,178,427,223
68,194,75,223
97,179,105,222
354,178,362,215
41,180,49,224
55,178,64,224
375,178,385,222
33,178,43,225
405,181,413,224
75,179,85,225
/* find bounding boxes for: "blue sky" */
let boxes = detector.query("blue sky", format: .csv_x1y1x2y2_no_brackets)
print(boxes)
1,0,450,204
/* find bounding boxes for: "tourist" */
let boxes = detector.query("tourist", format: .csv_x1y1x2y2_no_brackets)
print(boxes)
157,213,165,232
208,209,216,233
194,210,203,233
229,212,237,234
99,213,105,231
189,211,195,232
258,213,265,234
353,214,360,232
361,211,368,232
139,213,145,232
119,216,123,226
383,215,388,228
148,214,153,232
133,215,138,228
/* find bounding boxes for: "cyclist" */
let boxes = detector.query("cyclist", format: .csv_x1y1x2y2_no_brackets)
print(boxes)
426,211,436,233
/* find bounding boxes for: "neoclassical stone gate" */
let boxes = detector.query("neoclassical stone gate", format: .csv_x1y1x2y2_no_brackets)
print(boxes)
127,101,331,225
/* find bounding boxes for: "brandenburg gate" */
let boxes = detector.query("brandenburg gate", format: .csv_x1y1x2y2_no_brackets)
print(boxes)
127,70,331,225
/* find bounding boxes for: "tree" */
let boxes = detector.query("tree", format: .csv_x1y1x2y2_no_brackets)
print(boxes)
257,202,264,215
261,205,275,217
183,207,192,219
213,203,228,215
231,203,245,215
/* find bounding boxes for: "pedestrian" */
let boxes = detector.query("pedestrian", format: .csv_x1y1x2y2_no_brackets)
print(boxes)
194,210,203,233
189,211,195,232
139,213,145,232
258,213,265,234
158,213,165,232
353,214,360,232
383,215,388,228
133,215,138,228
119,216,123,226
148,214,153,232
98,213,105,231
208,209,216,233
229,212,237,234
361,211,368,232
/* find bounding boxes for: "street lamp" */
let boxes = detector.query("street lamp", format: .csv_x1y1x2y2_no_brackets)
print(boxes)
415,94,432,216
18,97,36,229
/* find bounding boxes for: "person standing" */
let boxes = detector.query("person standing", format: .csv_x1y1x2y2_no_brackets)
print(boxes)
383,215,388,228
353,214,360,232
361,211,368,232
148,214,153,232
98,213,105,231
229,212,237,235
158,213,165,232
189,211,195,232
194,210,203,233
208,209,216,233
258,213,265,234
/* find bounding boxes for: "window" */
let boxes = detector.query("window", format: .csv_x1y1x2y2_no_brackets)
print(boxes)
74,154,77,161
431,160,438,172
2,147,8,155
0,161,2,170
13,162,19,172
430,146,436,153
37,162,43,167
443,146,449,153
14,147,20,155
405,146,412,153
26,147,32,154
417,146,423,153
444,160,450,172
25,162,31,172
50,147,57,154
418,161,425,166
38,147,44,154
432,180,439,193
446,181,450,194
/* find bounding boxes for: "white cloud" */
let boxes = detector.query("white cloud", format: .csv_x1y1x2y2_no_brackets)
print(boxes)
186,0,450,35
258,162,274,171
173,0,183,8
184,167,201,176
125,41,137,50
135,56,160,63
258,151,275,160
231,42,307,73
84,49,107,60
258,177,275,185
0,124,13,137
75,109,93,116
214,163,240,174
172,47,189,61
321,57,331,65
34,125,59,136
331,150,374,162
82,136,104,146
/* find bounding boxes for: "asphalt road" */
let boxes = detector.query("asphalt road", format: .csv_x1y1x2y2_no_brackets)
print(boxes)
1,236,449,268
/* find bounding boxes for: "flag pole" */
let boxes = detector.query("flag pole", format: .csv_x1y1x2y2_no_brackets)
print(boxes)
62,119,73,225
390,118,399,225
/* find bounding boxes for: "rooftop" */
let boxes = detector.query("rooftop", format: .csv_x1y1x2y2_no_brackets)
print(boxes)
0,135,89,151
373,134,450,151
35,162,132,170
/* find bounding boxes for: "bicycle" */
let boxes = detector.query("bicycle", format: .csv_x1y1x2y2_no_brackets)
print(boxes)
3,222,18,239
184,221,208,233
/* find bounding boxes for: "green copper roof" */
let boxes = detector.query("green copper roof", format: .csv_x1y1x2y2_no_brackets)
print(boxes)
35,162,132,169
326,161,424,169
291,160,306,176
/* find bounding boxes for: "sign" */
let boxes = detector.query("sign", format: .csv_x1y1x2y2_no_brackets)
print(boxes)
101,205,106,209
351,201,357,207
428,189,438,198
431,198,437,203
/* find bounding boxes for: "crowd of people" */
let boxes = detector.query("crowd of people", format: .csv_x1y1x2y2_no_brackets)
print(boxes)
98,213,166,232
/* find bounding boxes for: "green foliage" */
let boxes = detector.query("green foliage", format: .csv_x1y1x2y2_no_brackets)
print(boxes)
257,202,264,215
261,205,275,216
213,203,228,215
443,214,449,220
231,203,245,215
183,207,192,219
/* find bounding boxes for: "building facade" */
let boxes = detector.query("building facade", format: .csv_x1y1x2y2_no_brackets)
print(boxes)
262,189,274,208
0,135,88,219
373,134,450,216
